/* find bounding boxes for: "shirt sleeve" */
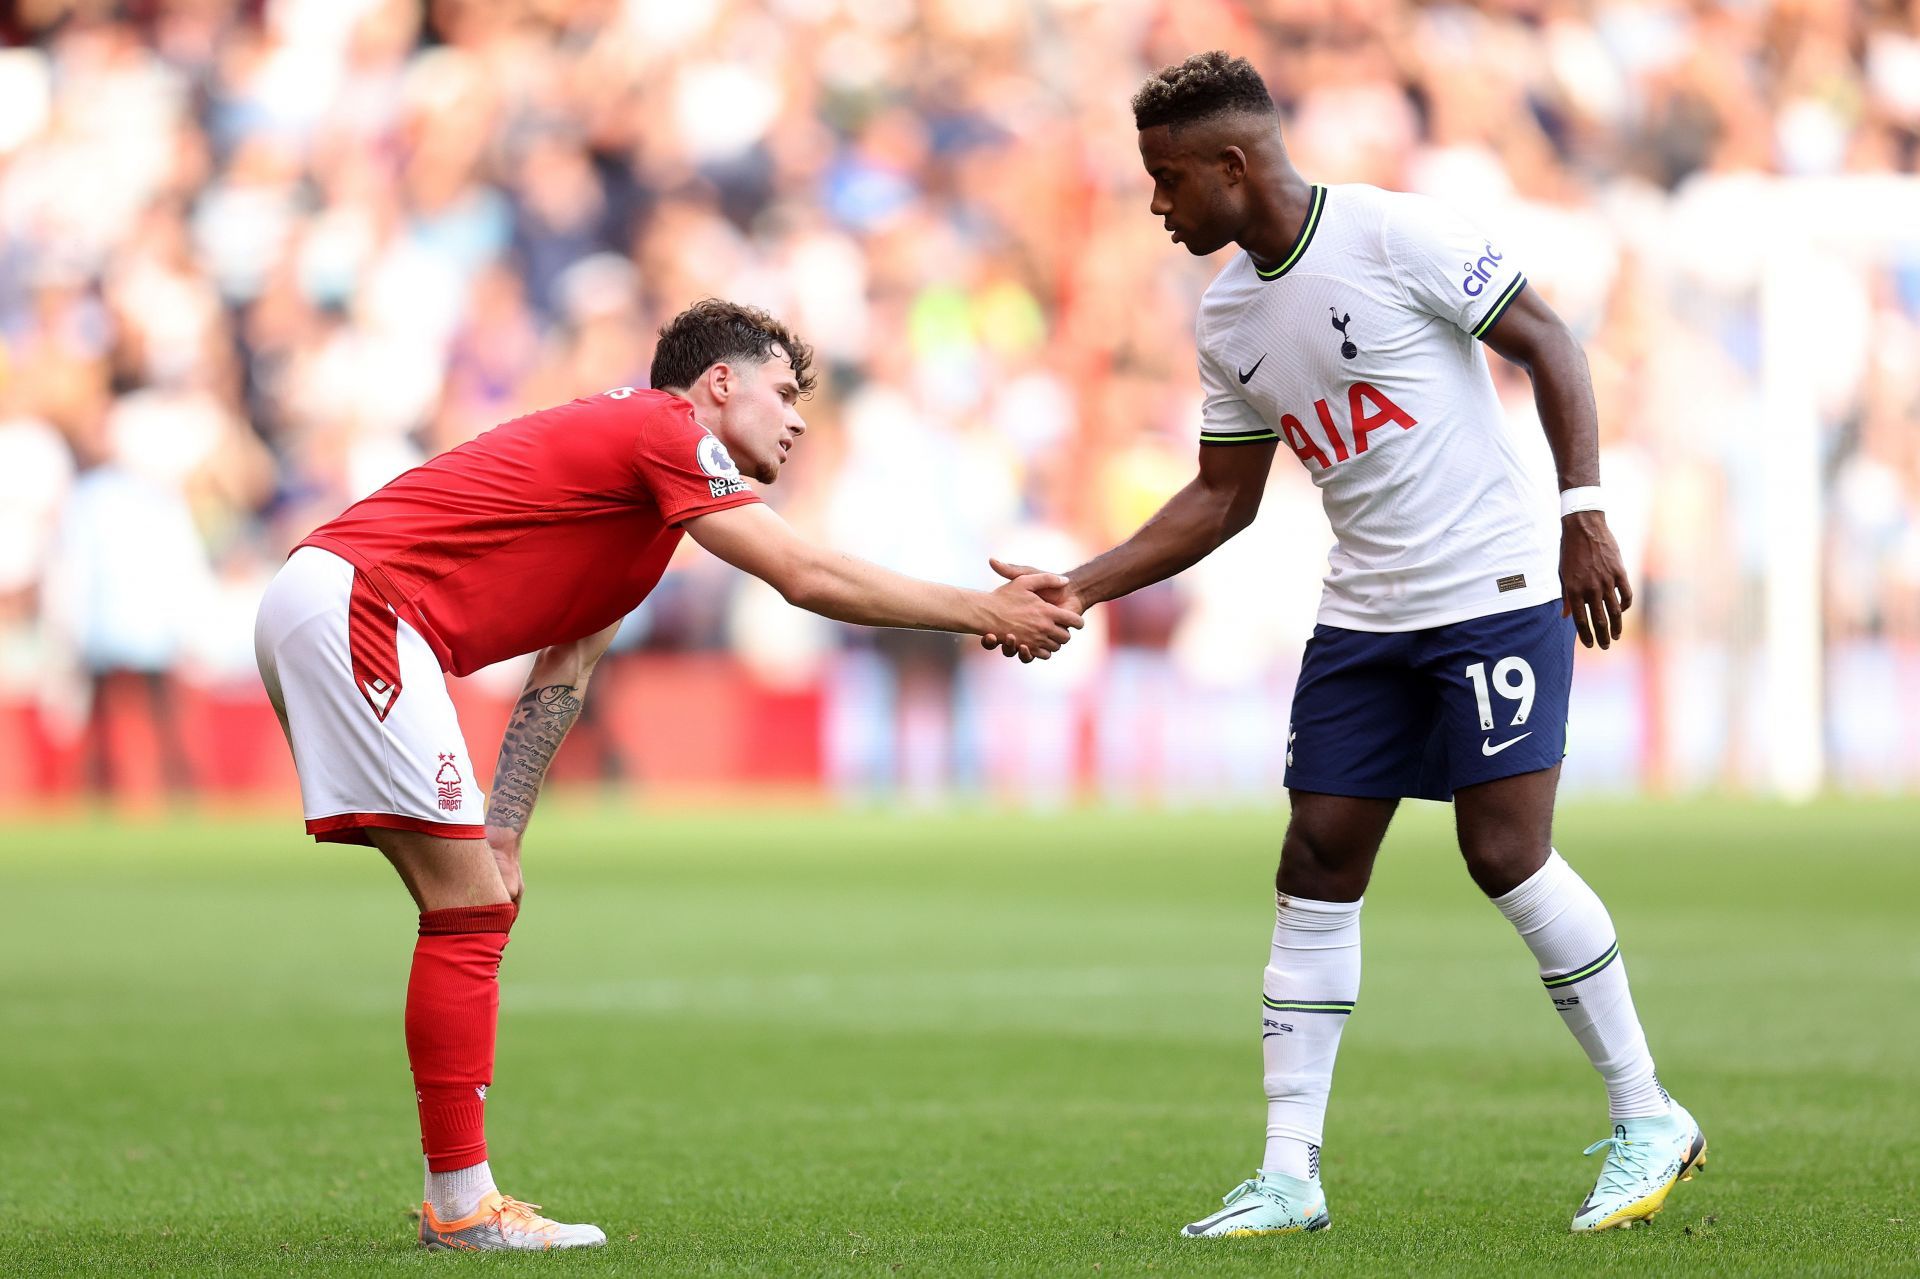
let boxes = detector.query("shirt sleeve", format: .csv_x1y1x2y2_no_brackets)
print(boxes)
632,405,763,526
1382,194,1528,341
1196,333,1278,446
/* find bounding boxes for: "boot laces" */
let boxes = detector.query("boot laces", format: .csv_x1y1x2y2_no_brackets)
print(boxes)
1221,1175,1293,1212
492,1196,559,1237
1582,1124,1657,1199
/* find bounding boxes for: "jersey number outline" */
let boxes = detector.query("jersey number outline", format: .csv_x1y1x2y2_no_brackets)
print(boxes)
1464,657,1535,730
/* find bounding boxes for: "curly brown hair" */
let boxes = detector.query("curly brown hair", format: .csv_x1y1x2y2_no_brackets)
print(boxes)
649,298,817,397
1131,51,1276,133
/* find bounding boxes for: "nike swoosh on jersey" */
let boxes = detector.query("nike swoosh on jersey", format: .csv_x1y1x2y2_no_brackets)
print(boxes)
1482,732,1532,756
1237,354,1266,384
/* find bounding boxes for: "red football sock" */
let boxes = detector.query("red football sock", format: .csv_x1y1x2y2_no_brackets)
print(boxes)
407,902,517,1173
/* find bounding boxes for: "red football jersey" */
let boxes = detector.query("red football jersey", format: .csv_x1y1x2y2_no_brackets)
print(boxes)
299,388,759,675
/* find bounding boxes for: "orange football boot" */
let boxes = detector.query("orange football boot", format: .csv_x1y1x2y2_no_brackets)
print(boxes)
418,1192,607,1251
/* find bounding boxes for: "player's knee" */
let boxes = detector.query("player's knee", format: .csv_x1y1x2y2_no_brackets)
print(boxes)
1459,833,1549,897
1276,824,1370,899
1279,820,1335,870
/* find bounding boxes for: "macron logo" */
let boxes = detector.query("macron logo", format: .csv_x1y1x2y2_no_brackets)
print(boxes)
362,679,397,720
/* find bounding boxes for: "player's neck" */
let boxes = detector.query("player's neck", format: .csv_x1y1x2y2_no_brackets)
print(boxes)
676,389,720,433
1239,169,1316,274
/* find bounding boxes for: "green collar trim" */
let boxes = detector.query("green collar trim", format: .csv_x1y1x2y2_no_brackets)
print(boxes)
1253,185,1326,281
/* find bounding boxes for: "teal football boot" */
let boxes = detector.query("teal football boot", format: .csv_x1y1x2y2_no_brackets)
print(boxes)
1182,1171,1330,1237
1571,1101,1707,1232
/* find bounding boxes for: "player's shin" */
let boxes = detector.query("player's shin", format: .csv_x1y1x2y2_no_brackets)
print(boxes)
1491,851,1666,1119
1260,894,1362,1180
406,902,517,1217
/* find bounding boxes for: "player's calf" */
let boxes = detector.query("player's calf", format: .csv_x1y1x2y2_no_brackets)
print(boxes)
1490,850,1670,1120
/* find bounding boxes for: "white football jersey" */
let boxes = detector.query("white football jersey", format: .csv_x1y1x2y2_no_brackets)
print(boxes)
1196,183,1559,632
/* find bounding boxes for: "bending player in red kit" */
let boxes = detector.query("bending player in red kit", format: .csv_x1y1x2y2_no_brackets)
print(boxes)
254,299,1082,1250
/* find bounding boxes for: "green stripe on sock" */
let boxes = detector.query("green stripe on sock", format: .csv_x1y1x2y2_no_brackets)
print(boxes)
1542,941,1619,989
1263,996,1356,1014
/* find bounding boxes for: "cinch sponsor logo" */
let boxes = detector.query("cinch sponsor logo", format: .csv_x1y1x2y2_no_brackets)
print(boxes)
1279,382,1418,473
1461,242,1504,296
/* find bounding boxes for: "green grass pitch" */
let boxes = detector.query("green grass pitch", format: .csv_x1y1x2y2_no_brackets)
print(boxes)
6,798,1917,1276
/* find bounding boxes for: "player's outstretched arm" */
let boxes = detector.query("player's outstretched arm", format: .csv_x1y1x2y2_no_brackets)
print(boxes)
981,440,1277,657
483,618,623,903
1480,287,1633,650
684,502,1084,654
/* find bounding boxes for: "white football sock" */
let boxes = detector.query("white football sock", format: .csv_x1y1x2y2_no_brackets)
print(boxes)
1260,894,1361,1181
429,1158,497,1220
1492,850,1668,1120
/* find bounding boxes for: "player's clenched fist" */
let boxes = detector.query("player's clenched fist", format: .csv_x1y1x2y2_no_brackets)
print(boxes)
978,570,1085,660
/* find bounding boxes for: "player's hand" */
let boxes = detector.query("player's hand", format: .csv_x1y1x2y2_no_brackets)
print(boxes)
485,825,525,906
979,559,1087,662
1559,510,1631,650
978,564,1084,662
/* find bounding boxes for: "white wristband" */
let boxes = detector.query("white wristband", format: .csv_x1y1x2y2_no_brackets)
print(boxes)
1560,486,1604,517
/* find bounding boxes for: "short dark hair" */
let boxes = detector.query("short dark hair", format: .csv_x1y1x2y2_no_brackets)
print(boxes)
1131,51,1276,133
650,298,817,397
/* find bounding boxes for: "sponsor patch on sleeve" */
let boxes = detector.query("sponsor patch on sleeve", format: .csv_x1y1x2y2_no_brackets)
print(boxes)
697,432,751,497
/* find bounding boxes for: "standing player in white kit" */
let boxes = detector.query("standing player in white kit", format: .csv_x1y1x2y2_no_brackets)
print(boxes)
984,52,1704,1235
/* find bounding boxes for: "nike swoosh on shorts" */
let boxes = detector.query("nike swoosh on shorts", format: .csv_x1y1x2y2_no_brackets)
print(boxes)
1482,732,1532,756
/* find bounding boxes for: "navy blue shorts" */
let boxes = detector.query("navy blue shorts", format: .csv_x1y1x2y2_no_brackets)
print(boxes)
1283,600,1575,802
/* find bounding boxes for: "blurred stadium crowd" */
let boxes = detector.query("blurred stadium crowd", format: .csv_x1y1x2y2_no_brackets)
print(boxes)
2,0,1919,804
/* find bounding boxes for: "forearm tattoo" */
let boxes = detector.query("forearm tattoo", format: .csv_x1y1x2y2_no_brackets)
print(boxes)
485,684,584,834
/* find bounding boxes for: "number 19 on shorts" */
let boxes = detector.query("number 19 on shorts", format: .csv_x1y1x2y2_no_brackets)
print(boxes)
1464,657,1535,730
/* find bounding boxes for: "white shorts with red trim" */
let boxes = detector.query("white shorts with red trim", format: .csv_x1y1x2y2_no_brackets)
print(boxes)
254,547,486,845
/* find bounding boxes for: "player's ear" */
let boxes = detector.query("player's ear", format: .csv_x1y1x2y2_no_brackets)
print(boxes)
706,361,732,403
1220,145,1247,185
